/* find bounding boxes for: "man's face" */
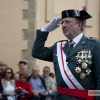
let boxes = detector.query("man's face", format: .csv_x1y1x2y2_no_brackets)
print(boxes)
43,68,50,77
61,18,81,39
19,64,27,73
32,67,39,77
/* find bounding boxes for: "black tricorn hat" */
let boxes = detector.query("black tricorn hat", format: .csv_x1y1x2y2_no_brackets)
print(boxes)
62,9,92,20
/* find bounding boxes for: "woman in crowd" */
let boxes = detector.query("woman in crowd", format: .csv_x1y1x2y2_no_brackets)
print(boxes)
15,73,33,100
1,68,15,100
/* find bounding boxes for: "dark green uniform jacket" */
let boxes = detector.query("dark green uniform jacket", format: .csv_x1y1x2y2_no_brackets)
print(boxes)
32,30,100,100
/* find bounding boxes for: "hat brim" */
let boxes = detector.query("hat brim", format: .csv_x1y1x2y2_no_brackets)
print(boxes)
62,10,92,20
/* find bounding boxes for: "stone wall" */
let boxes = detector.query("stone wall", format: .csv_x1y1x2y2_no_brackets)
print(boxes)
22,0,37,73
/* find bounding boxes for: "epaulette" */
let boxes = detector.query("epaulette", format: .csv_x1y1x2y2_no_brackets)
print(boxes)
87,37,100,42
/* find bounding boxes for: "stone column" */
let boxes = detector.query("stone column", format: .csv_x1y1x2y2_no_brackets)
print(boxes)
22,0,37,73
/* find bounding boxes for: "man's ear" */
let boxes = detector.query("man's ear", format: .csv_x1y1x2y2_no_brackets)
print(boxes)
78,21,82,30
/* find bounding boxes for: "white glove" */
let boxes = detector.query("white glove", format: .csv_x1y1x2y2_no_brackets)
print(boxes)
41,16,61,32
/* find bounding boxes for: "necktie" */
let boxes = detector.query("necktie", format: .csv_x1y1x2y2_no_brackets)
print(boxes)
68,40,75,54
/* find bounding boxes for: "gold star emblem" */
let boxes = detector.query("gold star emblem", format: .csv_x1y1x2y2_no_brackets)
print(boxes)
75,67,81,74
77,59,82,63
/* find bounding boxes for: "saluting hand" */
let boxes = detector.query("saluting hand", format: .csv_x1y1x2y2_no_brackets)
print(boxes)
41,16,61,32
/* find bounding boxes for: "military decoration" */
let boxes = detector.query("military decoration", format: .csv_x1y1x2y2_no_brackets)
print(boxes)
75,49,92,79
88,50,92,59
86,69,91,75
75,67,81,74
77,59,82,63
82,63,88,69
80,73,86,79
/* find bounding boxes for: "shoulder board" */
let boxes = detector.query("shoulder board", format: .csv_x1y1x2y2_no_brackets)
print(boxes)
57,40,67,43
87,37,100,42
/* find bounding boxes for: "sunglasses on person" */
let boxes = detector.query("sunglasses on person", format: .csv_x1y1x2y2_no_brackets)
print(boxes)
6,72,11,74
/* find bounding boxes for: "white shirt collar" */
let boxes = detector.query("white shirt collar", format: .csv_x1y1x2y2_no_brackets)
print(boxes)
73,33,83,44
68,33,83,45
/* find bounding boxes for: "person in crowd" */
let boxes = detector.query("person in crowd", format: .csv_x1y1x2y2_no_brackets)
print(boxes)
1,68,15,100
49,73,55,79
0,78,3,100
14,73,19,80
16,61,28,74
42,66,56,100
2,63,8,73
32,9,100,100
16,73,33,100
28,65,46,100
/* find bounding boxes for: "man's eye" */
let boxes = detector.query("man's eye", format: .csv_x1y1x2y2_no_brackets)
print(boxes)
65,21,70,24
61,21,71,24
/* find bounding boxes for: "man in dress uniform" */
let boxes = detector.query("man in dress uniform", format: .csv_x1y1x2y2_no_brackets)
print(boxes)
32,9,100,100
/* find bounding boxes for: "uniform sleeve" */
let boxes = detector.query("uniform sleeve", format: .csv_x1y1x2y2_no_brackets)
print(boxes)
32,30,53,62
93,42,100,100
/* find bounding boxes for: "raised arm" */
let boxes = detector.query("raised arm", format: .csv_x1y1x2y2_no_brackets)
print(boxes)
32,17,61,62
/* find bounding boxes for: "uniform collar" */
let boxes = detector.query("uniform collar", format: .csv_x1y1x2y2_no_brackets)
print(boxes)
68,33,83,45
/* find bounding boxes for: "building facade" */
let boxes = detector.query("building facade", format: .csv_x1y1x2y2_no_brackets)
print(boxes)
0,0,99,74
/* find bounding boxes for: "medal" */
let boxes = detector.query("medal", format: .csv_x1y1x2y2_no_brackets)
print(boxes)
88,60,92,65
85,59,88,63
80,73,86,79
84,53,88,59
80,51,84,59
82,63,88,69
86,69,91,75
75,67,81,74
77,59,82,63
88,50,92,59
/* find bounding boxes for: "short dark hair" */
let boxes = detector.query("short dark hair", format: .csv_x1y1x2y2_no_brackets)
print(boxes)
75,18,84,31
19,73,28,79
43,66,50,72
49,72,55,78
18,61,28,65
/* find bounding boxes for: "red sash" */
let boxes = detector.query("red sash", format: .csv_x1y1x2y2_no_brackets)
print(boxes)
57,85,96,100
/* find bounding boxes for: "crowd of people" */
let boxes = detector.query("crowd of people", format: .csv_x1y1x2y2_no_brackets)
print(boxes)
0,61,57,100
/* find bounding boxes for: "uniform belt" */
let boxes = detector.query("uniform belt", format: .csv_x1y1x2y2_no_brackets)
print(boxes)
57,85,96,100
